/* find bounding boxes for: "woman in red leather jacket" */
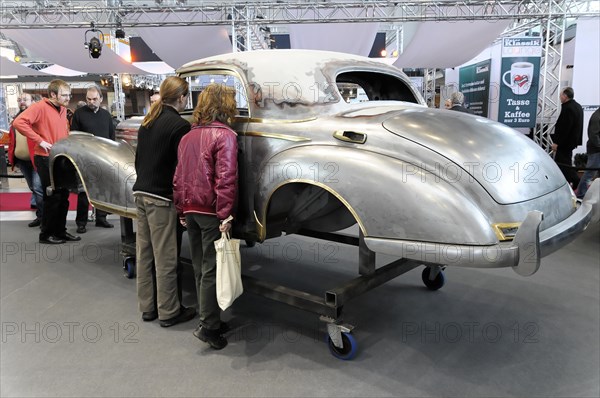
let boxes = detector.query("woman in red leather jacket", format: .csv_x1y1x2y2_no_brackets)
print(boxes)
173,83,238,350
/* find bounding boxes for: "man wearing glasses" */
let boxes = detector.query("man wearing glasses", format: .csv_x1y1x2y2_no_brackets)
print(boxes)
13,79,81,244
70,85,116,233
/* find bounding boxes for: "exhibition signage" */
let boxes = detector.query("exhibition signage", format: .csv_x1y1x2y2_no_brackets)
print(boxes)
459,59,491,117
498,37,542,127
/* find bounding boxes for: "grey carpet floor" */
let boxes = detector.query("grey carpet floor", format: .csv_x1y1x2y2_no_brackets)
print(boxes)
1,217,598,397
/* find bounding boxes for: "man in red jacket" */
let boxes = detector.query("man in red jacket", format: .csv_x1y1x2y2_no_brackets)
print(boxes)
13,80,81,245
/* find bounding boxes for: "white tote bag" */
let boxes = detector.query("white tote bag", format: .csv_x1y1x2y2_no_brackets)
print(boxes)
215,231,243,311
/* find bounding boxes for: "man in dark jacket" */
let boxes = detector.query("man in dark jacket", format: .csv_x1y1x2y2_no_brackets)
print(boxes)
551,86,583,188
576,107,600,198
70,85,116,232
448,92,473,114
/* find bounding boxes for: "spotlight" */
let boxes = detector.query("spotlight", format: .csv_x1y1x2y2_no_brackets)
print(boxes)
89,37,102,58
13,55,21,62
84,23,105,59
115,28,126,39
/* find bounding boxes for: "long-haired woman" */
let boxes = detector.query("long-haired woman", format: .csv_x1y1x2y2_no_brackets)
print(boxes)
133,76,196,327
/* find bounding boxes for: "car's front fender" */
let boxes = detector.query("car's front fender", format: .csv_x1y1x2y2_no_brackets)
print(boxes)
50,133,137,218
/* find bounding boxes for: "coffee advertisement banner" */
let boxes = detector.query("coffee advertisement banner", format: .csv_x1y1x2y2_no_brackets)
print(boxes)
499,37,542,127
459,59,491,117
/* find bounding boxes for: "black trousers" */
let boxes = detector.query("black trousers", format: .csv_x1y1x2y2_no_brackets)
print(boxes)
34,155,69,239
555,150,580,188
76,192,108,226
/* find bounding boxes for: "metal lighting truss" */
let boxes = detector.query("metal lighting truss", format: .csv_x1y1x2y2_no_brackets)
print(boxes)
423,68,437,108
1,1,598,150
1,1,597,28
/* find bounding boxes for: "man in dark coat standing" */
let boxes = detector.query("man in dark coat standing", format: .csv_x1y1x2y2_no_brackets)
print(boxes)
70,84,116,232
448,92,473,114
551,86,583,188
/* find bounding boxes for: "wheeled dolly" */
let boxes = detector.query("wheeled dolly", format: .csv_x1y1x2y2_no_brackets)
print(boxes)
240,229,447,360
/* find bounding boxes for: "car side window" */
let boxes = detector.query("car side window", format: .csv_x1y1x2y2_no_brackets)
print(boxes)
336,72,419,104
186,73,249,116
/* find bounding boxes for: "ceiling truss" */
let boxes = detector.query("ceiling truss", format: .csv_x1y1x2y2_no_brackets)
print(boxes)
0,1,597,29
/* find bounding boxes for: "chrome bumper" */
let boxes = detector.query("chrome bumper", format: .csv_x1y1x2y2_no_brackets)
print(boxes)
364,180,600,277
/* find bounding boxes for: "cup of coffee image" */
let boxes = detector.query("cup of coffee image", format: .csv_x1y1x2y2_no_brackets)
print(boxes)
502,62,534,95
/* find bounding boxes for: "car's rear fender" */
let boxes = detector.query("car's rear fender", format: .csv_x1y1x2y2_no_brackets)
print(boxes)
254,145,497,245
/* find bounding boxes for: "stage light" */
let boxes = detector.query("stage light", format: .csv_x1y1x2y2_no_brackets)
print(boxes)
380,49,387,57
84,23,105,59
89,37,102,59
115,28,126,39
14,55,21,62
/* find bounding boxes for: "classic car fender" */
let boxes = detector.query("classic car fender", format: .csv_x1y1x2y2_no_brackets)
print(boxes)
364,179,599,275
254,145,498,245
50,133,137,218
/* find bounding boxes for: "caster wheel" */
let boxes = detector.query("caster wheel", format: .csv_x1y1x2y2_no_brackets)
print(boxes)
123,257,136,279
422,267,445,291
327,332,358,360
245,240,256,248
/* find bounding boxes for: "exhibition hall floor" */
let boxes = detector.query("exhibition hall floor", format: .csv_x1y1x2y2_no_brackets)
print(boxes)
1,205,599,397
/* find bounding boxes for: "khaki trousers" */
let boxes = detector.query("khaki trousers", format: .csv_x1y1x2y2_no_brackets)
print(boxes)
135,196,180,320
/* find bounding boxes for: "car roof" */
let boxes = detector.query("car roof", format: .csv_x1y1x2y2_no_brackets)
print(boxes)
178,49,417,119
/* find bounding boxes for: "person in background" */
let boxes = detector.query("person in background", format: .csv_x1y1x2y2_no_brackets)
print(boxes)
575,107,600,198
551,87,584,188
173,83,238,350
13,79,81,245
448,92,473,113
70,85,116,233
7,93,43,227
133,76,195,327
150,93,160,106
444,98,452,110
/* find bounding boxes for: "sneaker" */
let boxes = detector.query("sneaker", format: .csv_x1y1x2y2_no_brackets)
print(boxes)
194,326,228,350
159,306,196,328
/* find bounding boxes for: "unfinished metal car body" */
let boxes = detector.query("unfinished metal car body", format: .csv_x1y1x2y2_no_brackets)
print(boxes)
50,50,599,358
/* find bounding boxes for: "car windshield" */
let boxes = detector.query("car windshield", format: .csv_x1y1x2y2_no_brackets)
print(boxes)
186,73,249,116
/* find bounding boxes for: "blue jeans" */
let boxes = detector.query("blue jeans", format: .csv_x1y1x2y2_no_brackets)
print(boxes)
576,152,600,199
14,157,43,219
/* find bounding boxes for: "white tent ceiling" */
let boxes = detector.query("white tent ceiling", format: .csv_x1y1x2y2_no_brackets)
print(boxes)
0,56,48,78
3,28,149,75
289,22,380,57
394,20,511,68
134,25,232,69
132,12,232,69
